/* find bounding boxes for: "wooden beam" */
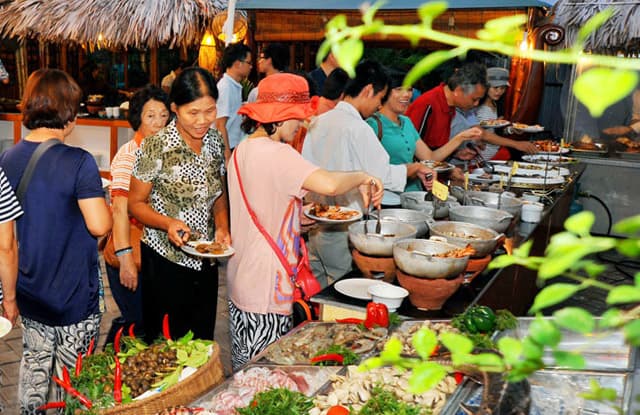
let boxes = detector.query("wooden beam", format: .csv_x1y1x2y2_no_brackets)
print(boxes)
150,47,159,85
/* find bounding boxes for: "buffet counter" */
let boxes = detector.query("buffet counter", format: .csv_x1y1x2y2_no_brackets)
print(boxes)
572,155,640,236
0,112,133,178
312,163,586,320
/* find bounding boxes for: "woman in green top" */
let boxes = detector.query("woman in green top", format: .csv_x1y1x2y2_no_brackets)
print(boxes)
366,69,481,191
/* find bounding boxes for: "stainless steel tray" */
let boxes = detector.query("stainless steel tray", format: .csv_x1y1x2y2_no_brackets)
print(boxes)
192,364,342,411
570,143,608,157
250,321,389,365
616,150,640,160
444,370,633,415
496,317,636,372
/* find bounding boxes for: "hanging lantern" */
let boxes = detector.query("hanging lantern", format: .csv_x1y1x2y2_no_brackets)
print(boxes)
210,10,247,44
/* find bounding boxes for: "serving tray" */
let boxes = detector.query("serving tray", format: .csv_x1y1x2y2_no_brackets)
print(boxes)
496,317,636,372
445,370,632,415
250,321,389,366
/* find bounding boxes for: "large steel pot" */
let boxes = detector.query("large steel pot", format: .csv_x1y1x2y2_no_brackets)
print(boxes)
448,206,514,233
463,191,522,218
400,192,458,219
428,221,504,258
393,238,470,279
371,209,430,237
348,220,417,257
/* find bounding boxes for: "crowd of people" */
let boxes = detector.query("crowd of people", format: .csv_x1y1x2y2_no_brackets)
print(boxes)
0,41,545,412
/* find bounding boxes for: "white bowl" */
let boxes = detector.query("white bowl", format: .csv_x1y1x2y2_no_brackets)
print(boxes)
367,283,409,312
521,202,544,223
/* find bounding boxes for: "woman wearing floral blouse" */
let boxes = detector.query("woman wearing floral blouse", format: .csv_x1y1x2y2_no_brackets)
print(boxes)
129,67,230,343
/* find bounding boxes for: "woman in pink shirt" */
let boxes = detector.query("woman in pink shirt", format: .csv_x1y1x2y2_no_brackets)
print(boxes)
227,73,383,369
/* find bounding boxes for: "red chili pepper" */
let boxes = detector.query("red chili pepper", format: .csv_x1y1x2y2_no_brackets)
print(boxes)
430,344,441,356
454,372,464,384
113,358,122,403
52,376,93,409
335,318,364,324
310,353,345,365
62,366,71,385
364,302,390,328
128,323,136,338
86,338,95,356
162,313,171,340
37,401,67,410
75,352,83,377
114,326,124,354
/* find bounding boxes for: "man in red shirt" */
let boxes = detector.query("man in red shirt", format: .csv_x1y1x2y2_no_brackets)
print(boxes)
406,62,486,158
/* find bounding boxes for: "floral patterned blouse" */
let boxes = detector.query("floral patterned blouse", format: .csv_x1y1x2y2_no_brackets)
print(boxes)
132,119,226,270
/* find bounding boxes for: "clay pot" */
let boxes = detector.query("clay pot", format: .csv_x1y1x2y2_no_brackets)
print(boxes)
396,269,464,310
352,249,396,283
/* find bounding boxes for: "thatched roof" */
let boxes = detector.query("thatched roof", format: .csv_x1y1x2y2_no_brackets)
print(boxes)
552,0,640,54
0,0,227,49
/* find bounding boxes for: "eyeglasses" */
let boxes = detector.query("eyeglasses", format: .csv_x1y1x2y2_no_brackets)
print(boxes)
240,60,253,66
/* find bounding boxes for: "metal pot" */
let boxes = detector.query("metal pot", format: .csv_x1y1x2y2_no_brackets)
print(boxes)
400,192,458,219
448,205,514,233
371,209,430,237
393,238,470,279
428,221,504,258
463,191,523,218
348,220,417,257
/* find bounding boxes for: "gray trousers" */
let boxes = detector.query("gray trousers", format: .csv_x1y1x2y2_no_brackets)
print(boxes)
19,313,101,415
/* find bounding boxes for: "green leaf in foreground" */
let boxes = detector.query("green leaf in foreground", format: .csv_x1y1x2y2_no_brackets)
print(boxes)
607,285,640,305
564,211,594,237
412,327,438,360
530,283,581,313
552,307,595,333
573,68,638,117
552,350,586,369
528,316,561,347
576,9,615,45
612,214,640,235
408,361,447,394
624,319,640,347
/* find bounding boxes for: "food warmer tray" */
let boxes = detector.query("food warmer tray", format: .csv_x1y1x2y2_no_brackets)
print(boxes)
443,370,633,415
570,143,608,158
249,321,390,366
616,150,640,160
496,317,636,372
191,364,342,411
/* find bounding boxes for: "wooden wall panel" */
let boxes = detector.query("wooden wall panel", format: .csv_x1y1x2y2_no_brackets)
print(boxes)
252,9,525,44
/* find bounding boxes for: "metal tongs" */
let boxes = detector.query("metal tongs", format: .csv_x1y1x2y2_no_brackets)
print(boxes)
373,181,382,234
467,142,493,174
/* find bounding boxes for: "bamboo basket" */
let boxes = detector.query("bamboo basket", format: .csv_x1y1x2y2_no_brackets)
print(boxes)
100,342,225,415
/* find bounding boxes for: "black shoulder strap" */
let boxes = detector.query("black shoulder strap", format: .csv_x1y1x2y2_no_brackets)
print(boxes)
371,113,383,141
417,105,432,139
16,139,62,203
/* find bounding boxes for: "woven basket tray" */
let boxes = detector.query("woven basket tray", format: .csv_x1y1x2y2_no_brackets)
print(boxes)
100,342,225,415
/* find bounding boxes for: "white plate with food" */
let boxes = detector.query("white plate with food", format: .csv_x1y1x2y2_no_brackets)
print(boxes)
420,160,455,173
468,172,501,183
533,140,571,154
304,204,363,223
490,162,569,177
510,175,565,185
522,154,577,165
479,119,511,129
181,240,235,258
511,122,544,133
334,278,393,300
0,316,12,338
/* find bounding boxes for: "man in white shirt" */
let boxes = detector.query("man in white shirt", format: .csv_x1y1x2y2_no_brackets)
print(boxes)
160,61,187,93
302,60,436,285
216,43,252,162
247,43,289,103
